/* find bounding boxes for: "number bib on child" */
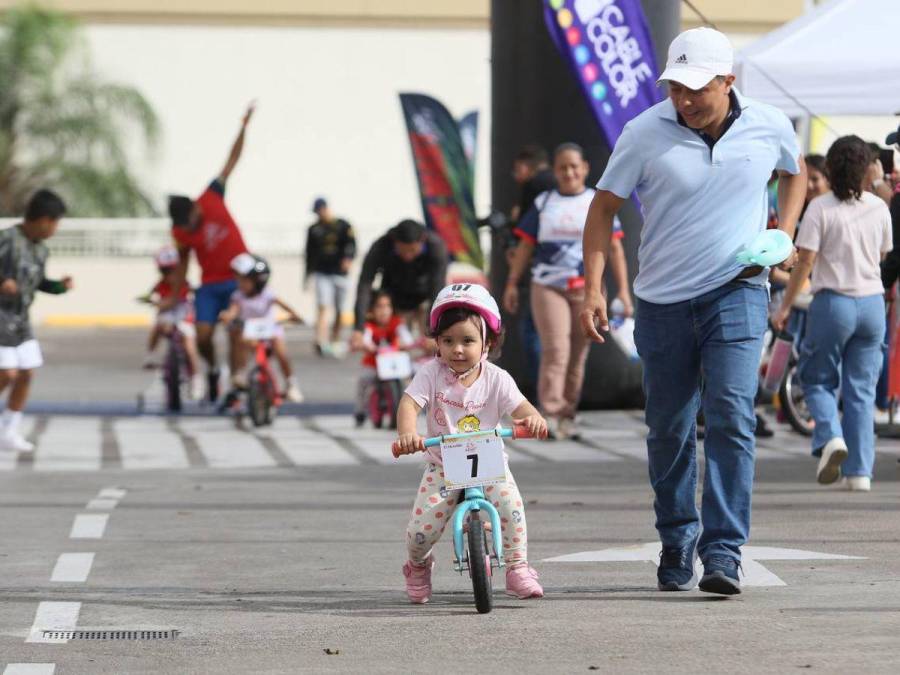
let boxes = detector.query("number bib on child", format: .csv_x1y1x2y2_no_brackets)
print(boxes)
440,433,506,489
376,351,413,380
242,317,277,340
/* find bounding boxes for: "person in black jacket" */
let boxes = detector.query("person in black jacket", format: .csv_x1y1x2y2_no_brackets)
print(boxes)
305,197,356,355
351,219,447,348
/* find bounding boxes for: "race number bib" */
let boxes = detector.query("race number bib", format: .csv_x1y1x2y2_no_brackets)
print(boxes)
243,318,277,340
376,351,413,380
440,433,506,489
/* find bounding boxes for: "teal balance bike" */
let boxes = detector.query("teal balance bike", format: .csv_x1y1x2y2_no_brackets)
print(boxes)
393,425,535,614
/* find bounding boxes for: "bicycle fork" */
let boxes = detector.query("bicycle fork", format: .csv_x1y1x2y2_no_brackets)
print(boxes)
452,489,505,574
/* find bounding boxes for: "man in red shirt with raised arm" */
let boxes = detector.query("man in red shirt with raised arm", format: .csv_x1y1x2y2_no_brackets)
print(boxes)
168,103,254,403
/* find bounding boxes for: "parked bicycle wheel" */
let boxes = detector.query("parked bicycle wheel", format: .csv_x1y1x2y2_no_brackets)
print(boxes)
467,517,493,614
780,359,814,436
247,367,273,427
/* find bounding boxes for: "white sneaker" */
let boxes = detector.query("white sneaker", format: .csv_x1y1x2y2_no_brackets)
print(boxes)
874,408,892,425
190,374,205,400
558,417,580,440
816,437,848,485
285,377,304,403
0,431,34,453
847,476,871,492
546,416,563,440
142,353,159,369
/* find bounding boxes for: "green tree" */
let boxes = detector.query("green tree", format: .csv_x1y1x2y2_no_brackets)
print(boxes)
0,5,159,216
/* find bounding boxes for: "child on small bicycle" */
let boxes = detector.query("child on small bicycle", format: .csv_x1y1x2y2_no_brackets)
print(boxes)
394,283,548,604
143,246,204,400
220,253,304,402
352,290,415,427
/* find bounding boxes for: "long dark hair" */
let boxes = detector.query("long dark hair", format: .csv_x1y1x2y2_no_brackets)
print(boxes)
826,136,872,202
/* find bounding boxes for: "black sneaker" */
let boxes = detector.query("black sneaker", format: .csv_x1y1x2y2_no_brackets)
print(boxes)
207,369,220,404
657,538,698,591
354,412,366,428
699,555,742,595
754,414,774,438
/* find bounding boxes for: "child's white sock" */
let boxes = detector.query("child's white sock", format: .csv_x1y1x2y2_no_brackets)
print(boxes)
2,410,23,433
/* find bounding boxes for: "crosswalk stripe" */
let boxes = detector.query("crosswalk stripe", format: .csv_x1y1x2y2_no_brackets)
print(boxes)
176,418,277,469
33,417,101,472
257,425,357,466
3,665,56,675
115,419,189,470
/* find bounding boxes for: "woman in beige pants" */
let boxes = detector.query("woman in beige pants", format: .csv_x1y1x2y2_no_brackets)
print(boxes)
504,143,631,439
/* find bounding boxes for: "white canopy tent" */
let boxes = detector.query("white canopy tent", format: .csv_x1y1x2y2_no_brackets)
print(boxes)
735,0,900,118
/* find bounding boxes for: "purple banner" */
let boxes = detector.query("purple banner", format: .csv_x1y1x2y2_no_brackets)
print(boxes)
543,0,661,147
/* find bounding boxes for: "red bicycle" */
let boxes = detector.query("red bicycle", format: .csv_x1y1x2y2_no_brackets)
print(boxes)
239,318,294,427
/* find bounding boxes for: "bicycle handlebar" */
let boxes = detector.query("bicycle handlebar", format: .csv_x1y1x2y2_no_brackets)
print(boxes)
391,425,535,459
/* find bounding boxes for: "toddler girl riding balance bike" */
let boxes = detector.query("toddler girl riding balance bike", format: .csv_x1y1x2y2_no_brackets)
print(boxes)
393,283,548,607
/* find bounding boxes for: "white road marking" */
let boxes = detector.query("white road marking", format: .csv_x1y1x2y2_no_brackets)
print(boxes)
177,418,276,468
543,543,865,586
3,665,56,675
259,427,357,465
98,487,127,500
115,419,189,469
33,418,101,472
86,498,119,510
26,602,80,643
69,514,109,539
50,553,95,583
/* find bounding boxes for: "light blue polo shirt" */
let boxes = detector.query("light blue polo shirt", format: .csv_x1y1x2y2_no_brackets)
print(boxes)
597,88,801,305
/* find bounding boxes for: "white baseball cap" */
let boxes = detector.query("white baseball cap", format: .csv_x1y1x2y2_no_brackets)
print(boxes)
657,27,734,90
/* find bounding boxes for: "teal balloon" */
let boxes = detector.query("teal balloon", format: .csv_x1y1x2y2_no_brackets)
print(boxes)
735,229,794,267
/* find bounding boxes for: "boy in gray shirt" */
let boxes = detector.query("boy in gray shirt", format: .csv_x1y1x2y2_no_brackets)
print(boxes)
0,190,72,452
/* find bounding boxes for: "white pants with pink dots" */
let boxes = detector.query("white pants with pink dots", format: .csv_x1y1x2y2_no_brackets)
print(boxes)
406,462,529,567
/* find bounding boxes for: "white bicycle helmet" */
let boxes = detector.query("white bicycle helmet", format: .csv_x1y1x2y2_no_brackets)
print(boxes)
429,283,502,336
155,245,180,270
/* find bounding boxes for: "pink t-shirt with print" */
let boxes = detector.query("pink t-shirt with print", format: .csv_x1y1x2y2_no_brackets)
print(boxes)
404,358,527,466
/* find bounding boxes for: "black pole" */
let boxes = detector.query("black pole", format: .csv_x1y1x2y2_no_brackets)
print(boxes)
490,0,681,408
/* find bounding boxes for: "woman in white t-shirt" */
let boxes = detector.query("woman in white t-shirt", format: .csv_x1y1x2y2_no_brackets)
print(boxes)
774,136,893,492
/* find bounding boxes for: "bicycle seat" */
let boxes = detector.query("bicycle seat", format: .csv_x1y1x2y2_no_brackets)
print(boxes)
735,229,793,268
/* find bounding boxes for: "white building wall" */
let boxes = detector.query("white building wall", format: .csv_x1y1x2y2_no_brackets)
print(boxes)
83,22,492,255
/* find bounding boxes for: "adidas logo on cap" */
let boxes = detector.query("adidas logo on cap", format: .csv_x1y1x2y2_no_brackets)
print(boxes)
675,54,688,64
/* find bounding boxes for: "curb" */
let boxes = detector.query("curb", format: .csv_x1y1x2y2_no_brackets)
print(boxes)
42,314,152,328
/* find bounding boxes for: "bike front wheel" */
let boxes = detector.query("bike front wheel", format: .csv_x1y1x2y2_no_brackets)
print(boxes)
164,344,183,413
247,368,273,427
780,359,814,436
467,517,493,614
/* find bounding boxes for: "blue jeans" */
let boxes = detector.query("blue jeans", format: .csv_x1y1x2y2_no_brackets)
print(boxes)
519,299,541,397
194,279,238,324
799,291,885,478
634,282,767,562
875,310,890,410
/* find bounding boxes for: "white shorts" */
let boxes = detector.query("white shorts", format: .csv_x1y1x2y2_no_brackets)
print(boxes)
314,273,349,311
0,339,43,370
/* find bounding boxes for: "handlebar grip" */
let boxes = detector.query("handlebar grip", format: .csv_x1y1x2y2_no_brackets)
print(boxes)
512,425,536,440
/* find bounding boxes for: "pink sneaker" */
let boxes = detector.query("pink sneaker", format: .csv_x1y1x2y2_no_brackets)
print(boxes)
505,564,544,599
402,556,434,604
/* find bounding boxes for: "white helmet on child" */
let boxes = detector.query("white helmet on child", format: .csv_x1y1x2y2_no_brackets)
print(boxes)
155,245,180,269
429,283,502,335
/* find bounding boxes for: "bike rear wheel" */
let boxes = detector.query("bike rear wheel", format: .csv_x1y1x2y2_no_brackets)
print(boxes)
247,367,273,427
467,517,493,614
780,359,814,436
164,343,182,413
368,383,384,429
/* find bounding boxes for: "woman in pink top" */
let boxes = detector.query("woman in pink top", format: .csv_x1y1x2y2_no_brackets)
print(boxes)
774,136,893,492
394,284,548,604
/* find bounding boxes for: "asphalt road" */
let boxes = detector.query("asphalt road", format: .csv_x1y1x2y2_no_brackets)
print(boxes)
1,328,898,673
